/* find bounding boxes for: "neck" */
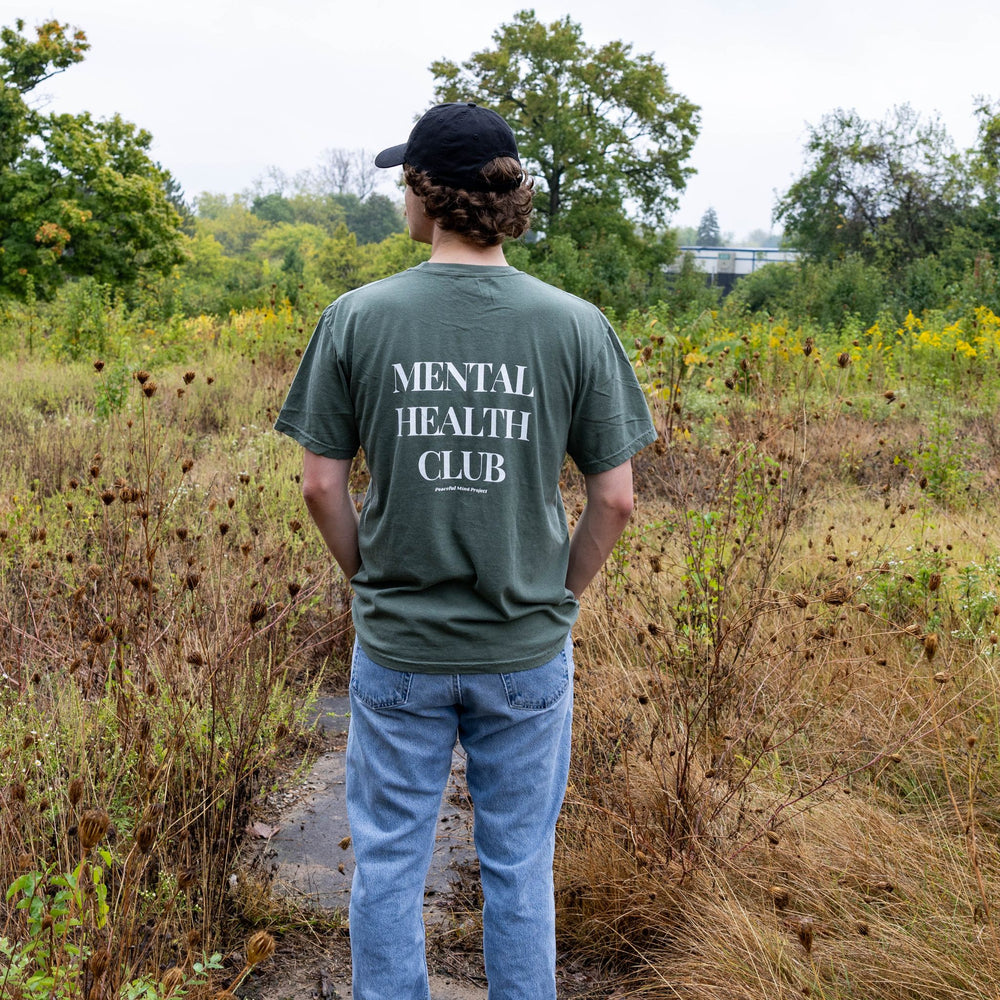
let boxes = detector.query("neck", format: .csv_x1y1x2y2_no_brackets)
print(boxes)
428,226,507,266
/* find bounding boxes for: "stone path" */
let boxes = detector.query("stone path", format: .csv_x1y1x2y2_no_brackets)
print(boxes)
259,696,487,1000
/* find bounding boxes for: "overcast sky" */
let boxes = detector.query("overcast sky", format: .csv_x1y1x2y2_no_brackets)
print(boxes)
16,0,999,241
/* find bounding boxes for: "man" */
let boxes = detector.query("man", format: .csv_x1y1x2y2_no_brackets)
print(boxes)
274,102,657,1000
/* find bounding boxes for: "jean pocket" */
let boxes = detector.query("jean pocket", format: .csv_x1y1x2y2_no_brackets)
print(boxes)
350,645,413,710
500,647,571,711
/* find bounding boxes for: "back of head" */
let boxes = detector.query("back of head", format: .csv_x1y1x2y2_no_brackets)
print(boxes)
376,103,534,246
404,158,533,247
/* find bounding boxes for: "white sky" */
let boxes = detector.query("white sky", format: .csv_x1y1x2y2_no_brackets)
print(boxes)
15,0,999,241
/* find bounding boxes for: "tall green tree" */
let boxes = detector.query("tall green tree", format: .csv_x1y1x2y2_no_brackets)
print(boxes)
773,105,965,273
430,9,699,238
0,17,184,298
696,207,721,246
0,17,87,168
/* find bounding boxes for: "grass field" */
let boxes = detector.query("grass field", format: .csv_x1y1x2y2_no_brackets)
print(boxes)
1,301,998,997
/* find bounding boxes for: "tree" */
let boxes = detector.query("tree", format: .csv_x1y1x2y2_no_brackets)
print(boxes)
696,207,721,246
773,105,965,272
0,17,184,298
744,228,782,248
337,193,403,244
0,17,87,168
430,10,699,238
314,148,379,200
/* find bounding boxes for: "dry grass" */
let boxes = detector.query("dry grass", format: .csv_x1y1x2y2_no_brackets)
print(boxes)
2,332,1000,997
556,395,1000,998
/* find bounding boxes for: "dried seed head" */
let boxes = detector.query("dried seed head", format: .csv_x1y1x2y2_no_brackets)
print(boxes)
765,829,780,846
181,458,194,473
68,777,85,806
246,930,276,966
923,633,939,660
177,867,197,890
175,527,188,541
837,352,851,368
78,808,110,850
93,360,105,372
183,371,196,384
134,370,151,385
136,822,156,854
798,916,814,953
248,600,268,624
928,572,942,592
185,570,201,591
287,581,301,597
790,593,809,608
933,671,949,684
161,967,185,995
856,919,869,936
822,585,849,606
90,947,111,979
89,623,111,645
186,650,205,666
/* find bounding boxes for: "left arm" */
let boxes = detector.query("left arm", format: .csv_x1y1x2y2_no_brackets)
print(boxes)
301,450,361,582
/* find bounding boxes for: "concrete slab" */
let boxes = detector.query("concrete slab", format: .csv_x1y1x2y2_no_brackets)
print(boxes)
265,696,479,916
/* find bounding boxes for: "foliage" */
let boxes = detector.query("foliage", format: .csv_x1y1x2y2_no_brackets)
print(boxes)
2,283,1000,996
0,358,335,993
0,18,185,300
431,9,699,238
726,254,888,329
773,102,1000,297
695,206,721,246
0,17,88,169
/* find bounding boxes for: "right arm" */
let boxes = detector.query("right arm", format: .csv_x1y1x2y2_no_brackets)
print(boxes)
301,449,361,583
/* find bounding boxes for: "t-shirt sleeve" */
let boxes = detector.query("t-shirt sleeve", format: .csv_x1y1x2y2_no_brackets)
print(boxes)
273,305,360,459
566,320,658,475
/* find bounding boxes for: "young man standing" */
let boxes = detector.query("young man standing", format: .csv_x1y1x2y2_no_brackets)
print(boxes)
275,102,657,1000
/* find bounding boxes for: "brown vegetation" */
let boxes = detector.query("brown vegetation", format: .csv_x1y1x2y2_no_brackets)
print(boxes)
1,338,998,997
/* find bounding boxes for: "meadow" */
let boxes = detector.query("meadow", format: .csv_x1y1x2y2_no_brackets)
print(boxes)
0,294,998,999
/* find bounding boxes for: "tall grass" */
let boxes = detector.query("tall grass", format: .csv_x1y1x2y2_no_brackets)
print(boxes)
0,354,352,997
1,301,999,997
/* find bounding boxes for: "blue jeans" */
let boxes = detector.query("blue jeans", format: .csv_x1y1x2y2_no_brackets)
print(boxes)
345,636,574,1000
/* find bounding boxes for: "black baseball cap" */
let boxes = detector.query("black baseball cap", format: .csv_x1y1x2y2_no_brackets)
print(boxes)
374,102,522,191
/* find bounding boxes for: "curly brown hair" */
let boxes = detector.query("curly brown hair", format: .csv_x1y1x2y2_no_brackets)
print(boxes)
403,157,534,247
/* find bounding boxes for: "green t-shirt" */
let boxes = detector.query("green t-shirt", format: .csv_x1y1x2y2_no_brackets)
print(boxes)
275,262,657,673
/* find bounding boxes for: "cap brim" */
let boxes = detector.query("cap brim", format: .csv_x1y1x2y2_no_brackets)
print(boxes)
374,143,407,168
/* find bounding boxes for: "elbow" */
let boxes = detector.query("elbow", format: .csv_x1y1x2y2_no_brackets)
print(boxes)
611,490,635,527
301,476,322,509
599,488,634,530
301,471,335,513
